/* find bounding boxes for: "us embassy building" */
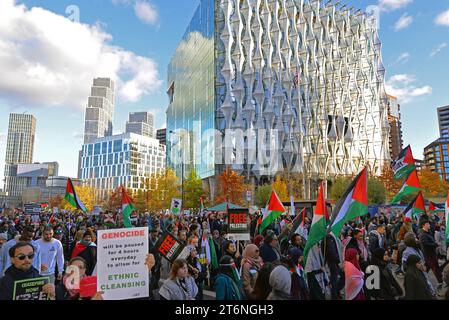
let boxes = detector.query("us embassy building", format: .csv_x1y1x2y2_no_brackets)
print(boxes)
166,0,391,199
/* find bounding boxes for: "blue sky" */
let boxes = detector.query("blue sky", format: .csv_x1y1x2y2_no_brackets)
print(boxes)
0,0,449,188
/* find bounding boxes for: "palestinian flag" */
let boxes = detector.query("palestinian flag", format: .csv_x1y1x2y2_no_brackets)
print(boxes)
64,178,87,213
392,145,416,180
391,170,420,204
303,182,328,263
200,197,205,215
202,234,219,270
121,186,135,228
429,201,444,213
259,191,286,234
445,193,449,244
403,191,426,220
328,167,369,236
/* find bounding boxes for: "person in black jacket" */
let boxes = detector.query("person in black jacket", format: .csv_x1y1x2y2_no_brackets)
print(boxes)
365,248,403,300
369,224,386,257
260,233,281,263
404,254,435,300
419,220,443,285
148,228,162,295
0,242,55,300
324,233,343,300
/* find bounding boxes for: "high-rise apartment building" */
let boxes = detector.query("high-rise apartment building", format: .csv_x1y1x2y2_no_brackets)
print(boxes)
3,113,36,208
387,95,403,160
83,78,115,144
438,105,449,138
166,0,391,199
125,111,155,138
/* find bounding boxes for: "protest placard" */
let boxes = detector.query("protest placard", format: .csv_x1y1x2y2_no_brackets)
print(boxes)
170,198,182,215
227,208,250,241
155,231,190,263
97,227,149,300
13,277,50,300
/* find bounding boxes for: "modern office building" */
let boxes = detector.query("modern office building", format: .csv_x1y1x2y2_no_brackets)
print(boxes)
166,0,391,199
3,113,37,208
80,133,166,200
125,111,155,138
438,105,449,138
22,176,81,204
387,95,403,160
414,159,424,172
424,138,449,182
83,78,115,144
156,128,167,146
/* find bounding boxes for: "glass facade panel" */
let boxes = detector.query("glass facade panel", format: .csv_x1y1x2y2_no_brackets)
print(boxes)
113,139,122,152
166,0,215,180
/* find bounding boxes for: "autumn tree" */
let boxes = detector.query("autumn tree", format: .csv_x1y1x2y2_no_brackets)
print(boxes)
419,169,449,197
148,169,181,210
330,176,387,205
62,185,96,212
183,170,208,209
215,167,247,205
378,165,402,200
134,190,148,213
272,175,289,201
49,194,64,209
255,184,272,208
102,186,122,212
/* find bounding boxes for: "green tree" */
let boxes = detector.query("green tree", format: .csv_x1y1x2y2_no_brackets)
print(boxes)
330,176,387,205
183,170,207,209
255,184,273,208
368,177,386,205
134,190,148,212
148,169,181,210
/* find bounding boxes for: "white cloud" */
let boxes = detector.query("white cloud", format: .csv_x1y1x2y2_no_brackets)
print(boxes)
112,0,158,26
430,43,448,58
435,8,449,26
385,74,432,104
396,52,410,64
379,0,413,12
0,0,162,110
134,1,158,25
394,13,413,31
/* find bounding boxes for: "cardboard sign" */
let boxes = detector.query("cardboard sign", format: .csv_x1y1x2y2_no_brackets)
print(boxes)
13,277,50,300
170,198,182,215
227,209,250,241
97,227,149,300
155,231,190,263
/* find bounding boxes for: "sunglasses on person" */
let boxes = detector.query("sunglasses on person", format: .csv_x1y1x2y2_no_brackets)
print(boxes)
15,253,35,261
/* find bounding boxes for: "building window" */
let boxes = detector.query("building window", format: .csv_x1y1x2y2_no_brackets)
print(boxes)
114,140,122,152
112,165,116,176
102,154,106,165
115,153,119,164
108,154,113,165
94,167,100,178
102,142,107,154
94,143,101,155
88,144,93,156
119,153,124,164
93,156,98,166
124,143,128,152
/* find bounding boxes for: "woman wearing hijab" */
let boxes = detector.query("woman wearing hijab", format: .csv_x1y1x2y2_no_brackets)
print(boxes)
214,255,242,300
401,232,424,272
365,248,403,300
253,262,274,300
404,254,435,300
159,259,198,300
344,248,365,300
241,244,264,300
223,241,242,270
267,265,292,300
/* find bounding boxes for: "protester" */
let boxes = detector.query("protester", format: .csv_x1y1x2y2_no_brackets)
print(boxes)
402,232,424,271
240,243,263,300
71,230,96,276
0,242,55,300
223,240,242,269
287,246,308,300
253,262,274,300
404,254,435,300
159,259,198,300
37,226,64,284
0,226,41,276
305,243,328,300
267,265,291,300
343,248,365,300
0,233,7,250
419,220,443,287
214,255,242,300
260,233,281,263
365,248,403,300
186,245,206,300
368,224,386,257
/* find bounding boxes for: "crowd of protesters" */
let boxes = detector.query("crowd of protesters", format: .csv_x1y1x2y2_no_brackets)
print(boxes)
0,205,449,300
